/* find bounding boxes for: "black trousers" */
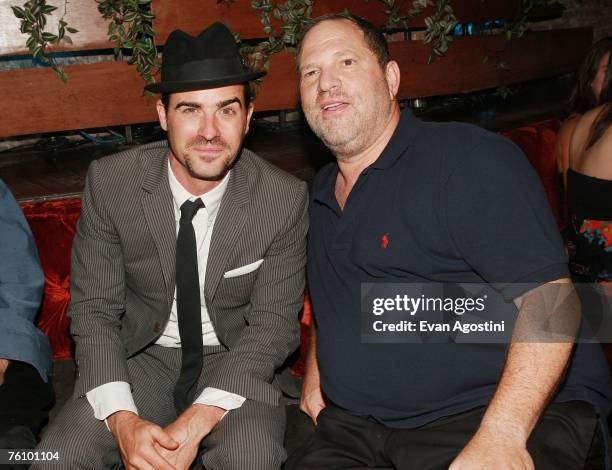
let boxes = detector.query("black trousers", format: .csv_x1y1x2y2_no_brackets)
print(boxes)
285,401,604,470
0,361,55,470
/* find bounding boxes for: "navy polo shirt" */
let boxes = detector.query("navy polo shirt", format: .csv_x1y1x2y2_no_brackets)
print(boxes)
308,110,612,428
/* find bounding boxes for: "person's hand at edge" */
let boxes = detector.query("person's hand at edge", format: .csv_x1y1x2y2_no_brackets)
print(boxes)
0,358,9,386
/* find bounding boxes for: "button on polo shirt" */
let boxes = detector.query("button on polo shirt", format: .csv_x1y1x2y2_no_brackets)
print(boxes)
307,110,608,428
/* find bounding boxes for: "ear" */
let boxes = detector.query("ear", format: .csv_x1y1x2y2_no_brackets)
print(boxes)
244,102,255,135
156,99,168,131
385,60,401,99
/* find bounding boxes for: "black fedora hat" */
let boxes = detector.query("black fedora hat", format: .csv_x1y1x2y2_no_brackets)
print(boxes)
145,22,265,94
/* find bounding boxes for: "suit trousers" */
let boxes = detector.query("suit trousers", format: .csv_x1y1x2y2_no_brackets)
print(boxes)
285,401,604,470
33,345,286,470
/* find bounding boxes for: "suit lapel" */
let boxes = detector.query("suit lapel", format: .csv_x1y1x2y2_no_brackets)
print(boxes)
140,146,177,308
205,152,251,302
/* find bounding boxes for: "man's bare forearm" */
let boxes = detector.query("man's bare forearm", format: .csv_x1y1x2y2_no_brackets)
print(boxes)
479,279,579,442
300,322,326,423
304,322,319,384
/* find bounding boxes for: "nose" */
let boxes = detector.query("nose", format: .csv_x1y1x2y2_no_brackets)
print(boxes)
318,67,341,94
197,113,220,141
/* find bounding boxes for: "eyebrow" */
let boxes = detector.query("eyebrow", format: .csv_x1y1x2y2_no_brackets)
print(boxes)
217,97,242,109
299,50,356,73
174,97,243,110
174,101,201,110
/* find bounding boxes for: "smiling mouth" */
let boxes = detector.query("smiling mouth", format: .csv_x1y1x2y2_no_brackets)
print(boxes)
320,102,349,116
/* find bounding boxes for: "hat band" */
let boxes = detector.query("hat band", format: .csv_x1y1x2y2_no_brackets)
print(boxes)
163,58,246,82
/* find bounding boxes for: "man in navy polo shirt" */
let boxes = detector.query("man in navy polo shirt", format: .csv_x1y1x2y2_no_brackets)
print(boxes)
287,12,612,470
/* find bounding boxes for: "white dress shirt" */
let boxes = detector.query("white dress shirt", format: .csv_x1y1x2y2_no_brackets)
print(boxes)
86,160,245,421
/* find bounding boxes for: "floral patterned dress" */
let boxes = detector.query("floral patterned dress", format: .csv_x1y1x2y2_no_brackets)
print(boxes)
567,169,612,282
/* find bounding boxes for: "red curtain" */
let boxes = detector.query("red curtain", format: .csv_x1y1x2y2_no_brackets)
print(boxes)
500,118,564,228
21,197,81,360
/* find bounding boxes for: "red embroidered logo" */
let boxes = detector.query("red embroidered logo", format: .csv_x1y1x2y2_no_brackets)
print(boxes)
381,233,390,249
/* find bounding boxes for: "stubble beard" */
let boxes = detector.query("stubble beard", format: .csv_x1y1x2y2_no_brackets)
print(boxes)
307,96,389,161
181,137,238,182
306,97,362,159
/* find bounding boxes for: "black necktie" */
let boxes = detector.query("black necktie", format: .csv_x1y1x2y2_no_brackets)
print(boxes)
174,198,205,412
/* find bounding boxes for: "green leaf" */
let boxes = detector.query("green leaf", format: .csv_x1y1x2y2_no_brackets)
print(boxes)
11,6,26,19
42,32,58,41
66,27,79,33
63,35,73,44
24,10,36,23
41,4,57,14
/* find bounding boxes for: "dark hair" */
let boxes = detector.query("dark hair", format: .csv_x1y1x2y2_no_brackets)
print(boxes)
161,83,253,110
582,40,612,149
586,103,612,149
568,37,612,115
295,12,390,71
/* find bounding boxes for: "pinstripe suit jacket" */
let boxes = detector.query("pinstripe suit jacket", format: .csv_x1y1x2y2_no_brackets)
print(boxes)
69,141,308,406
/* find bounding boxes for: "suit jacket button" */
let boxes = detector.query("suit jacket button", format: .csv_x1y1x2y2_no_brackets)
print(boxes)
153,321,161,333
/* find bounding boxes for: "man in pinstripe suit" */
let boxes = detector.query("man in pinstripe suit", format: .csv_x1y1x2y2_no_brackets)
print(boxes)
34,23,307,470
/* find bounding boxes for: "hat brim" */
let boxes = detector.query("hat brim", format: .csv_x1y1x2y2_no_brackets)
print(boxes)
144,70,266,94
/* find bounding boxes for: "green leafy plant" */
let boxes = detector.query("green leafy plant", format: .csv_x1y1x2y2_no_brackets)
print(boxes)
502,0,566,41
245,0,314,73
96,0,160,85
11,0,78,82
10,0,563,87
371,0,457,63
421,0,457,63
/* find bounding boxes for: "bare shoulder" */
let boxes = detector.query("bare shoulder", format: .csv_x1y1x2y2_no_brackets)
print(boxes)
571,105,612,179
587,127,612,179
556,114,581,172
569,108,602,167
558,114,581,143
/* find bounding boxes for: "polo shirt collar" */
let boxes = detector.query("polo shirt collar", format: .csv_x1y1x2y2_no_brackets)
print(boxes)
312,164,340,213
370,108,418,170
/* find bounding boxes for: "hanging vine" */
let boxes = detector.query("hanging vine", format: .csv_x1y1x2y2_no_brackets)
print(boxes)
482,0,566,74
372,0,457,62
502,0,566,41
10,0,566,84
241,0,313,72
95,0,160,84
11,0,78,82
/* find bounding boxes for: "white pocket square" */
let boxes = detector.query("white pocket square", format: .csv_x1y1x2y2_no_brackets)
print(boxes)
223,259,264,278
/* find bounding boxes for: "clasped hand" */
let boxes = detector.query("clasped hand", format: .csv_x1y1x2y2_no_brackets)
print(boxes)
108,404,224,470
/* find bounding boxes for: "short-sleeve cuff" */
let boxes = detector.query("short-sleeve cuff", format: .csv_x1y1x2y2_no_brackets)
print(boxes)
495,263,570,301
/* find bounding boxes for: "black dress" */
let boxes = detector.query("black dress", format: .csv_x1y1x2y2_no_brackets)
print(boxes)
567,168,612,282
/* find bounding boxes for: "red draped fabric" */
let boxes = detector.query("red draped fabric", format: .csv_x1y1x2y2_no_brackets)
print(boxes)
499,118,564,228
21,197,81,360
291,290,312,377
